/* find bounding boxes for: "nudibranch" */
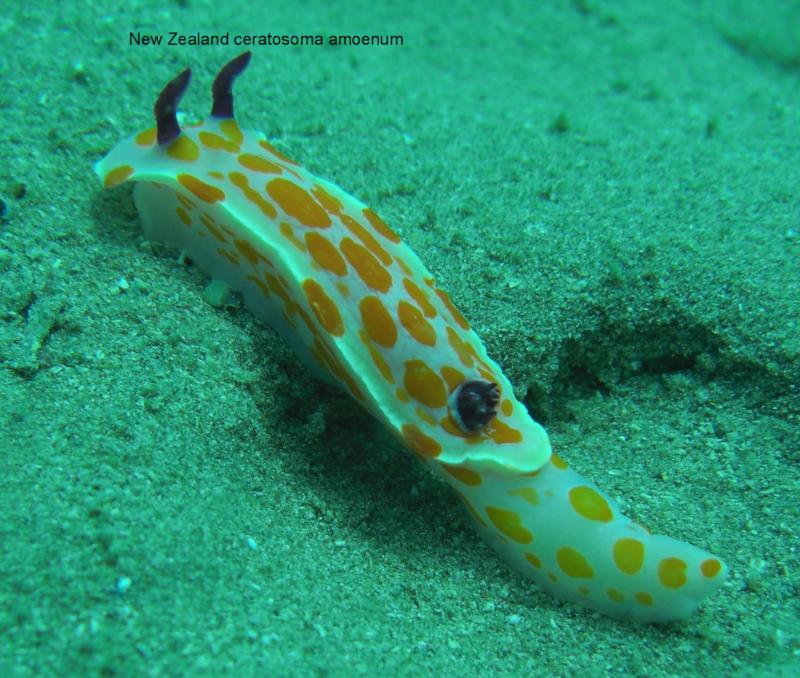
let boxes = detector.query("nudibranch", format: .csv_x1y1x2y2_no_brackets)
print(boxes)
95,52,727,622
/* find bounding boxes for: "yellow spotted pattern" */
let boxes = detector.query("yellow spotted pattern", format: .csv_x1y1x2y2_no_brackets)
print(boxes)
486,506,532,544
613,537,645,575
96,55,728,624
569,486,613,522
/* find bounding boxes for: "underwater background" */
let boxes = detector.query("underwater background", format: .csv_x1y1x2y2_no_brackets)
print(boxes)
1,0,798,675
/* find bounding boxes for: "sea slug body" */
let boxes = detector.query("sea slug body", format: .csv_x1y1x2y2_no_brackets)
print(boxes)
95,53,727,622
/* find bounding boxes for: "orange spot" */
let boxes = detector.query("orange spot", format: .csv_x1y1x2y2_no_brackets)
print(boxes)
246,274,271,300
303,279,344,336
266,272,292,308
200,214,227,243
401,423,442,458
341,214,393,266
439,415,473,440
403,360,447,409
343,373,365,402
455,490,487,527
440,366,465,393
234,239,262,266
487,418,522,444
258,139,299,166
501,399,513,416
369,348,394,383
634,592,653,606
199,131,239,153
219,223,237,238
568,486,613,523
398,300,436,346
477,366,497,385
403,278,437,318
445,327,474,368
524,552,542,569
311,336,335,373
178,174,225,203
217,248,240,267
464,342,492,372
175,206,191,226
279,222,306,252
176,192,196,210
219,119,243,146
658,557,688,589
238,153,283,174
267,178,331,228
486,506,532,544
434,288,470,331
395,256,413,277
340,237,392,293
508,486,539,506
441,464,482,486
359,331,394,384
295,305,317,336
312,184,343,215
363,207,401,243
396,388,410,403
229,172,278,219
556,547,594,579
415,408,437,426
103,165,134,188
550,454,569,470
359,296,397,348
607,588,625,603
135,128,156,146
312,336,364,401
613,538,645,575
305,232,347,276
166,135,200,162
701,558,722,578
